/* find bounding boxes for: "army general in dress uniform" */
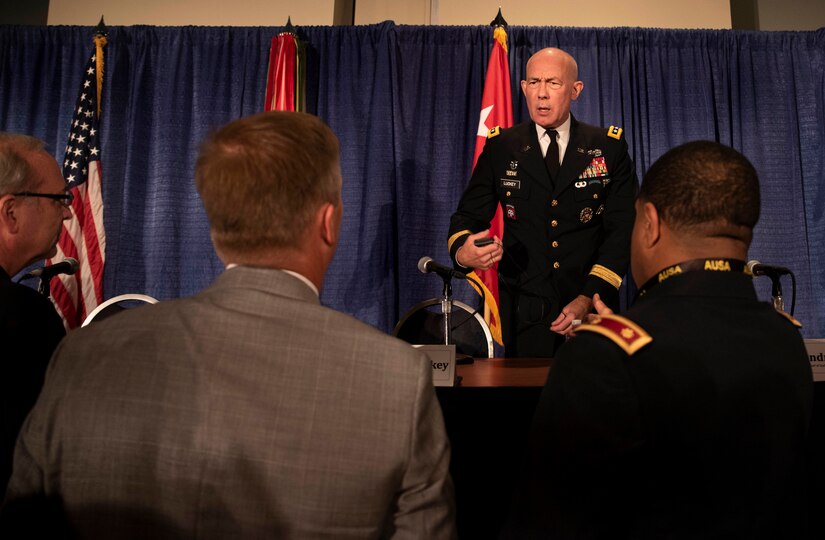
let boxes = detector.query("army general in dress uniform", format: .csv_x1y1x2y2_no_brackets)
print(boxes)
448,47,637,357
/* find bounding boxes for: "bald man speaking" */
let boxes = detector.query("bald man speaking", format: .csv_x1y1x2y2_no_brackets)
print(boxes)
448,48,637,357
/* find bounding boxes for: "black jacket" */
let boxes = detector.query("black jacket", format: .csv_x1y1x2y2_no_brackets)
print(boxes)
1,268,65,497
503,268,813,539
448,116,637,355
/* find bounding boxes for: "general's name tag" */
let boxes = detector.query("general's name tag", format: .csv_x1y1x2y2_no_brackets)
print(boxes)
499,179,520,189
414,344,457,386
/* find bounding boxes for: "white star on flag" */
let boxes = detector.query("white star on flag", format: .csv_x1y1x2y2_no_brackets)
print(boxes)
477,105,494,137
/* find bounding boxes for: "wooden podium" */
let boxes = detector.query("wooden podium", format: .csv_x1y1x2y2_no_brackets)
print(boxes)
436,357,552,539
454,357,550,387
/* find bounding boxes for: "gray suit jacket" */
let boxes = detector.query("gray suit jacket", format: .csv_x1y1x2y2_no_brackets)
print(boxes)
4,267,456,539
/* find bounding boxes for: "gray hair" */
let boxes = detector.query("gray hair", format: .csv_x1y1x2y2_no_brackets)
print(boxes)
0,132,46,195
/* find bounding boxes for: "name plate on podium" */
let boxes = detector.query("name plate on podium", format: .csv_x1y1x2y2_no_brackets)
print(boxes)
414,344,457,387
805,339,825,382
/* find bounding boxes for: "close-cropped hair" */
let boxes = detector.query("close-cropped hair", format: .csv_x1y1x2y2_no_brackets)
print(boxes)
195,111,341,253
0,133,45,195
640,140,760,240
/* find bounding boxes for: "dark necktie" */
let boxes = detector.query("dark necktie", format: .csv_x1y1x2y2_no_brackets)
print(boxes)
544,129,560,180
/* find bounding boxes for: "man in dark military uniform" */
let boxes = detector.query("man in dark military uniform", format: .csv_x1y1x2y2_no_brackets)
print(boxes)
501,141,814,539
448,47,637,357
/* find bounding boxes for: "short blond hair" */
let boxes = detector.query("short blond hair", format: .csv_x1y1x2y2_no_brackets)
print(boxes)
195,112,341,254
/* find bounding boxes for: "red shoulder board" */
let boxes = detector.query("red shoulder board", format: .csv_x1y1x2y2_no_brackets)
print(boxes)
776,310,802,328
576,314,652,355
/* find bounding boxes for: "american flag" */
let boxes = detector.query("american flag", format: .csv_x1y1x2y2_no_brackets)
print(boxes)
49,31,107,328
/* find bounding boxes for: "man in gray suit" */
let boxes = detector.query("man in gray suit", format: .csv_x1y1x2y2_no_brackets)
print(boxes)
3,112,456,539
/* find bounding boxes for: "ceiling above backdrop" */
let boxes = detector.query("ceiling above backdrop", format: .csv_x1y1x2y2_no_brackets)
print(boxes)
2,1,822,34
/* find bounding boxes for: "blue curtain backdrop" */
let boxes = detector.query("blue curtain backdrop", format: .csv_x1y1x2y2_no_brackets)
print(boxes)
1,24,824,337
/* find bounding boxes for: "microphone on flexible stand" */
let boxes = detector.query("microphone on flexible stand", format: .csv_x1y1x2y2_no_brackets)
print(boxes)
417,256,465,280
746,260,792,278
17,257,79,298
747,260,796,314
19,258,80,281
417,256,478,365
418,257,461,353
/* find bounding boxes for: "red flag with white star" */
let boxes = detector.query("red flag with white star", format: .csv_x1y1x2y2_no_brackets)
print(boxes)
468,25,513,346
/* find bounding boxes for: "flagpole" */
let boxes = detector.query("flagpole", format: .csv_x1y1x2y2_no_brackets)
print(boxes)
94,17,107,118
466,9,513,347
483,9,508,332
264,17,305,112
49,19,109,328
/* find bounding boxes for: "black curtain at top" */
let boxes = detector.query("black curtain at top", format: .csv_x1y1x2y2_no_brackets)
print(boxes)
1,24,824,338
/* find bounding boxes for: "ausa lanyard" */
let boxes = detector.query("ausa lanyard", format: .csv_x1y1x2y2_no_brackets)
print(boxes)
636,258,747,298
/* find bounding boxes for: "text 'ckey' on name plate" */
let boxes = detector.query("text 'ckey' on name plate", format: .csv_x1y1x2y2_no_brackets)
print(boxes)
414,344,457,387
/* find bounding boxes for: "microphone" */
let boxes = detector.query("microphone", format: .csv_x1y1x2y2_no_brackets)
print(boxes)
21,257,79,280
746,260,792,277
418,256,465,280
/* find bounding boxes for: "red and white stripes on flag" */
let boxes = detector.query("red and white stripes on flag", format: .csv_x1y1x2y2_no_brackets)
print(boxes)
468,25,514,347
264,28,305,112
49,32,107,329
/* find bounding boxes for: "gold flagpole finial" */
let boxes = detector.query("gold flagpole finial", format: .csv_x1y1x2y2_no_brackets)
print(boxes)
93,16,108,118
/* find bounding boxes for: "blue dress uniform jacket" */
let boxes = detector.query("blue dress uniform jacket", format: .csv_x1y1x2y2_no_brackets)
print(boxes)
448,116,637,357
501,269,814,539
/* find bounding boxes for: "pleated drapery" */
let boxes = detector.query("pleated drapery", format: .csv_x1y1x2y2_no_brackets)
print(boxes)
2,24,823,336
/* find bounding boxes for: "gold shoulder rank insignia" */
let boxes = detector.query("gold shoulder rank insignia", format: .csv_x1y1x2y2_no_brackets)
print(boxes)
607,125,623,140
776,310,802,328
488,126,501,139
576,314,652,355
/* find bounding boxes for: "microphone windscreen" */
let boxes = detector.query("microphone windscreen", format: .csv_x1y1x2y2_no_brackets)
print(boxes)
417,256,433,274
65,257,80,274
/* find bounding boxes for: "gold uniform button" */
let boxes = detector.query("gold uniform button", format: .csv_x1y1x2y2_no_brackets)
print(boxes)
553,261,560,269
593,193,599,200
551,220,558,227
551,199,559,207
506,191,511,197
551,241,559,248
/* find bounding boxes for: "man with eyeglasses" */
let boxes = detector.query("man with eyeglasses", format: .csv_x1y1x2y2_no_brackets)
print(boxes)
448,47,637,357
0,132,71,497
